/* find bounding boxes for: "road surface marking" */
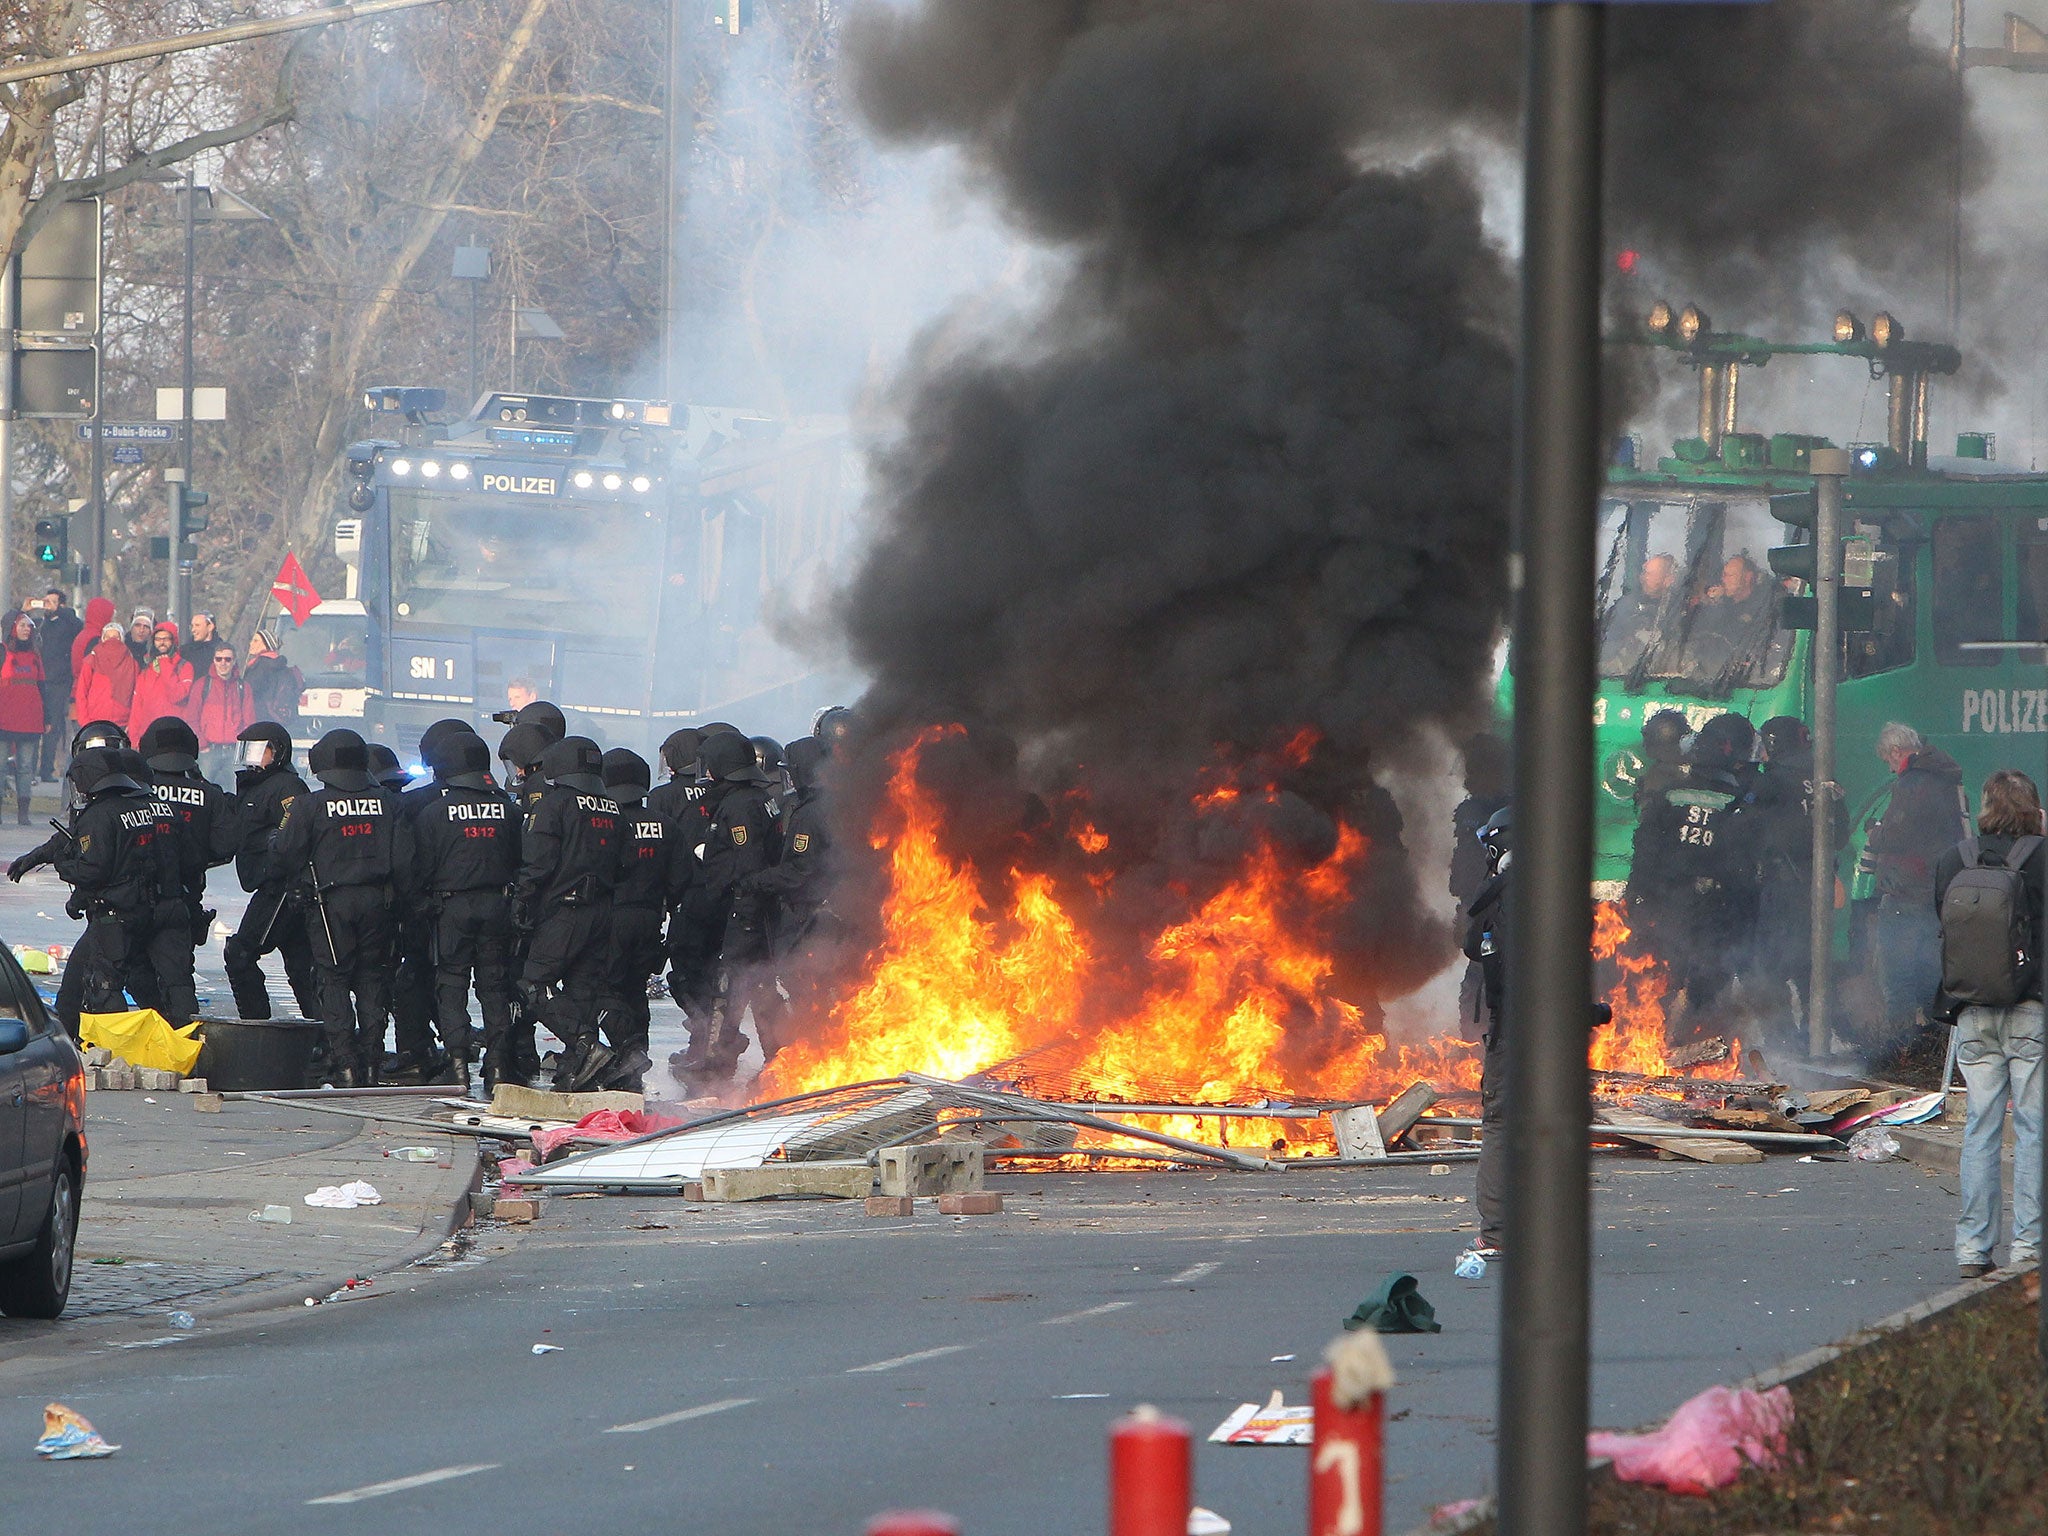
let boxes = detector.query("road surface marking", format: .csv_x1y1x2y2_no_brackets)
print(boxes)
1167,1262,1220,1284
847,1344,969,1374
605,1397,757,1433
1042,1301,1134,1325
307,1464,499,1505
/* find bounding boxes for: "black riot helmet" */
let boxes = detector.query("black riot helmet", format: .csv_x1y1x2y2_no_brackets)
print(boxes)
1690,712,1756,768
1758,716,1810,760
1477,804,1512,877
659,728,703,780
365,743,411,790
138,716,200,772
236,720,294,773
699,730,757,784
601,747,652,804
498,723,549,777
749,735,784,782
784,736,825,795
439,732,496,791
515,700,567,744
811,705,853,755
307,728,371,788
539,735,606,794
418,718,476,768
72,719,129,754
67,747,142,800
1641,709,1690,765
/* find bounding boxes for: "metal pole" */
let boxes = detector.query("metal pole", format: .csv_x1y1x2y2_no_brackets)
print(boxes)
86,120,105,596
1807,449,1849,1060
173,177,196,627
1949,0,1966,341
0,253,14,617
467,279,479,408
1500,7,1603,1536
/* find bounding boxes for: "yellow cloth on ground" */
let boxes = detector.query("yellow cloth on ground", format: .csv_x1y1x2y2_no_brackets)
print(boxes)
79,1010,203,1075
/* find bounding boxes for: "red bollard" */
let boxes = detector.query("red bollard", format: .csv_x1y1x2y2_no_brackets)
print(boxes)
1109,1403,1193,1536
865,1513,961,1536
1309,1366,1384,1536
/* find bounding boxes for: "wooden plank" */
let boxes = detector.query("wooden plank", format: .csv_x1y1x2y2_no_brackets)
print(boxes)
1592,1107,1763,1164
1374,1081,1439,1146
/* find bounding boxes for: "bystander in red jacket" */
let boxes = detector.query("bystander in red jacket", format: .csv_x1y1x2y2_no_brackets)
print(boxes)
68,595,115,724
194,648,254,748
130,621,195,729
75,621,138,729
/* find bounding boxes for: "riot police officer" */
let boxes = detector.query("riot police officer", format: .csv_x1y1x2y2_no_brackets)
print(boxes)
600,747,667,1091
514,736,619,1093
408,731,519,1089
137,716,238,969
1627,712,1760,1039
224,722,320,1020
272,729,408,1085
43,749,194,1034
682,731,782,1081
1463,806,1512,1259
744,734,838,1038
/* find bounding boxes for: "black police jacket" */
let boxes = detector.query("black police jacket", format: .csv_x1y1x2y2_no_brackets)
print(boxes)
233,762,310,893
409,782,520,898
1625,766,1758,928
746,789,830,914
645,777,710,909
150,767,239,902
271,777,409,892
514,783,620,915
54,786,177,915
696,781,779,915
612,797,671,910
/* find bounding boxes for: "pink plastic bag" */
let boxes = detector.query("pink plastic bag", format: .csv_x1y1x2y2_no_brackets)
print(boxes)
530,1109,684,1161
1586,1385,1793,1495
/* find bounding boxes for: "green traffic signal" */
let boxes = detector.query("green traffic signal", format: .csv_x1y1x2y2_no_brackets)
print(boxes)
31,516,67,566
1767,544,1816,584
178,486,211,533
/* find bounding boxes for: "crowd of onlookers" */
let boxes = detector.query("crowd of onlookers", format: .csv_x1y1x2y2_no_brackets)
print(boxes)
0,589,306,819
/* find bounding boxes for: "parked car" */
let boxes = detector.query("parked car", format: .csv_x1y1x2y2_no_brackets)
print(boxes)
0,944,85,1319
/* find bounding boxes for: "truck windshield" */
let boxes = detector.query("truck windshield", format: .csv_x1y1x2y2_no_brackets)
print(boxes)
1595,498,1792,695
278,612,369,688
388,489,664,634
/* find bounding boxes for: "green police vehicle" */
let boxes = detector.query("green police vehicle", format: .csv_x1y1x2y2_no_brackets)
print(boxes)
1587,303,2041,901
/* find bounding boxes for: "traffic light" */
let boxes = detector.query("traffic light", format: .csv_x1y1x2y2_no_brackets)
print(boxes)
177,485,211,534
1767,542,1816,584
31,517,67,566
1767,488,1816,529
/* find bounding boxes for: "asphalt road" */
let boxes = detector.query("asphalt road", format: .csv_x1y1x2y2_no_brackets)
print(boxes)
1,1149,1964,1536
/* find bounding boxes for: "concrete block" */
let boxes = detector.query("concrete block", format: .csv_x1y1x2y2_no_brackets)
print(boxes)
1330,1105,1387,1161
179,1077,208,1094
81,1068,99,1091
701,1163,873,1202
103,1066,136,1091
878,1142,985,1197
190,1092,224,1113
681,1181,704,1202
488,1083,642,1122
469,1190,499,1217
865,1195,916,1218
83,1046,112,1067
938,1192,1003,1216
492,1197,543,1222
141,1068,179,1091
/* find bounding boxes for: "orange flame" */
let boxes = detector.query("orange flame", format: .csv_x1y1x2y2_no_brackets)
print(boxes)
761,729,1737,1129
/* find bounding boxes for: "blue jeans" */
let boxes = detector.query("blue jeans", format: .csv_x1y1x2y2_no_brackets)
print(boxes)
1874,900,1942,1028
1955,1000,2044,1266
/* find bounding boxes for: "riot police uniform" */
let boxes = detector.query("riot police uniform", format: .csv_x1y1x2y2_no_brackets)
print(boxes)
224,723,321,1020
1626,713,1760,1038
683,732,782,1080
647,730,715,1050
599,748,667,1091
514,737,619,1093
272,730,408,1085
42,750,195,1033
408,731,520,1089
1462,807,1512,1256
138,717,239,965
744,735,838,1040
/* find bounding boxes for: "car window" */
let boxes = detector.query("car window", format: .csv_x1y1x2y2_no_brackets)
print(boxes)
1933,515,2002,666
0,950,51,1034
1845,517,1918,679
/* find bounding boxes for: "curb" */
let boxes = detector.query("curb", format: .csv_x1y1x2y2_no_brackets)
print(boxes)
1396,1261,2039,1536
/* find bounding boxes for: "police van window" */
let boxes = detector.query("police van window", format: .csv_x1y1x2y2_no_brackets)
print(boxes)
1597,499,1790,693
1932,515,2002,666
1844,518,1917,679
2015,522,2048,646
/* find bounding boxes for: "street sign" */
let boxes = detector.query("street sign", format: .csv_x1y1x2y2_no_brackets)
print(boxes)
155,386,226,422
14,198,100,338
14,348,97,417
111,444,144,464
73,422,177,442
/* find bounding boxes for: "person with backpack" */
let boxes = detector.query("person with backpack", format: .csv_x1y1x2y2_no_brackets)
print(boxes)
1932,768,2045,1280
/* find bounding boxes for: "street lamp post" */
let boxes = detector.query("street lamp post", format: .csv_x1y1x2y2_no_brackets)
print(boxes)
1500,6,1605,1535
452,244,491,409
1808,448,1850,1059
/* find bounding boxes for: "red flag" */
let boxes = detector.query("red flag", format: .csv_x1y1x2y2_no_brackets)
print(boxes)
271,551,321,627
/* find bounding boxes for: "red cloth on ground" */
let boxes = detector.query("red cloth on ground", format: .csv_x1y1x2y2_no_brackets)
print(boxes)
530,1108,686,1161
1586,1385,1793,1496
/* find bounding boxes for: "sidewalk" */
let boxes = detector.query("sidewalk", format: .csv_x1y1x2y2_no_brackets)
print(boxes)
0,1089,479,1347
